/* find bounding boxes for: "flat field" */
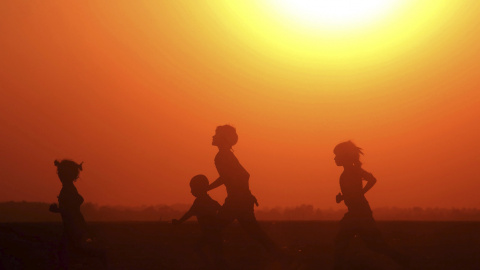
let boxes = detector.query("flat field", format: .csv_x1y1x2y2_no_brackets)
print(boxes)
1,221,479,269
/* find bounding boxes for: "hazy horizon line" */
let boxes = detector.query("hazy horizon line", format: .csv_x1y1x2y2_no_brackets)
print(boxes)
1,200,478,210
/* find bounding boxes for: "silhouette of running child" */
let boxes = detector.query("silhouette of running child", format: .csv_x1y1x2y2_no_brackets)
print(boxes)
333,141,408,269
172,174,225,269
208,125,280,256
49,160,107,269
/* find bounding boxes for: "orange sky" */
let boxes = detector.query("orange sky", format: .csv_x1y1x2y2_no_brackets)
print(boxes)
1,1,479,209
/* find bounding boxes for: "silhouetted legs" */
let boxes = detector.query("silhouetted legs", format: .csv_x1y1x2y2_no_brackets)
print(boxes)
334,212,407,269
194,229,225,269
217,198,278,253
58,234,107,270
237,213,278,252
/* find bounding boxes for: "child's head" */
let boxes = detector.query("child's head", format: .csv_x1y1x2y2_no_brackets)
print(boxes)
333,141,363,167
190,174,209,197
54,159,83,183
212,125,238,148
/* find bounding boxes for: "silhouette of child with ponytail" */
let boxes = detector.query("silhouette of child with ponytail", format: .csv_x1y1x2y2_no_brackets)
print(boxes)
50,160,107,269
333,141,408,269
172,174,225,269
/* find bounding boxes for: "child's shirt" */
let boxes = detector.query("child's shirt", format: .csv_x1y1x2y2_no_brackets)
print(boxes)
189,194,221,231
58,183,87,240
340,167,372,214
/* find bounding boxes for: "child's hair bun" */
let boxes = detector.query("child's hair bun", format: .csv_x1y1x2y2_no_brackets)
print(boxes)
78,162,83,171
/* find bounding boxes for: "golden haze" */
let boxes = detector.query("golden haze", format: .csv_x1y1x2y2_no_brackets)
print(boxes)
0,1,479,209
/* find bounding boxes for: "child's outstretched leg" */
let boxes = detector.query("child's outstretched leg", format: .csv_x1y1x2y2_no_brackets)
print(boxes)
237,209,299,268
360,228,410,268
237,212,278,253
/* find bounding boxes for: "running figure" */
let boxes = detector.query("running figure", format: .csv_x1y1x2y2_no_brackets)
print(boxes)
333,141,408,269
172,174,224,268
208,125,278,254
49,160,107,269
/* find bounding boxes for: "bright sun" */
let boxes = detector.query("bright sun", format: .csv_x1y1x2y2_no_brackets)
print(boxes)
270,0,403,30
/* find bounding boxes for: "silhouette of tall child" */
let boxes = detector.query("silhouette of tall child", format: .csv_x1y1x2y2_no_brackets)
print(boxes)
333,141,408,269
208,125,278,253
49,160,107,269
172,174,224,268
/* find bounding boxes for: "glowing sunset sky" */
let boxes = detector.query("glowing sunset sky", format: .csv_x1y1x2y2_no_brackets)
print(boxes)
1,1,479,209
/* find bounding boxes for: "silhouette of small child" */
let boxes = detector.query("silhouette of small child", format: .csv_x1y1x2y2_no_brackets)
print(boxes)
172,175,224,268
333,141,408,269
49,160,107,269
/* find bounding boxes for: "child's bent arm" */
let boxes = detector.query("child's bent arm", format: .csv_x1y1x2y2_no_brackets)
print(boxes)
362,171,377,194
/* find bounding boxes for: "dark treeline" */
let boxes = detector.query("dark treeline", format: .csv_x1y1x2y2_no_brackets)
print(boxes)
0,201,187,222
1,201,480,222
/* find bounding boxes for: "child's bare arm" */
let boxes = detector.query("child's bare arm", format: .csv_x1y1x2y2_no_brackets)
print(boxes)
172,207,194,225
172,202,196,225
361,170,377,194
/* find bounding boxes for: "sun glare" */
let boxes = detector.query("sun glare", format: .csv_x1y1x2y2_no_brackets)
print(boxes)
271,0,403,30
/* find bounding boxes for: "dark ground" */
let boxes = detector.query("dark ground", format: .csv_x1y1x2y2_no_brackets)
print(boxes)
1,221,479,270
